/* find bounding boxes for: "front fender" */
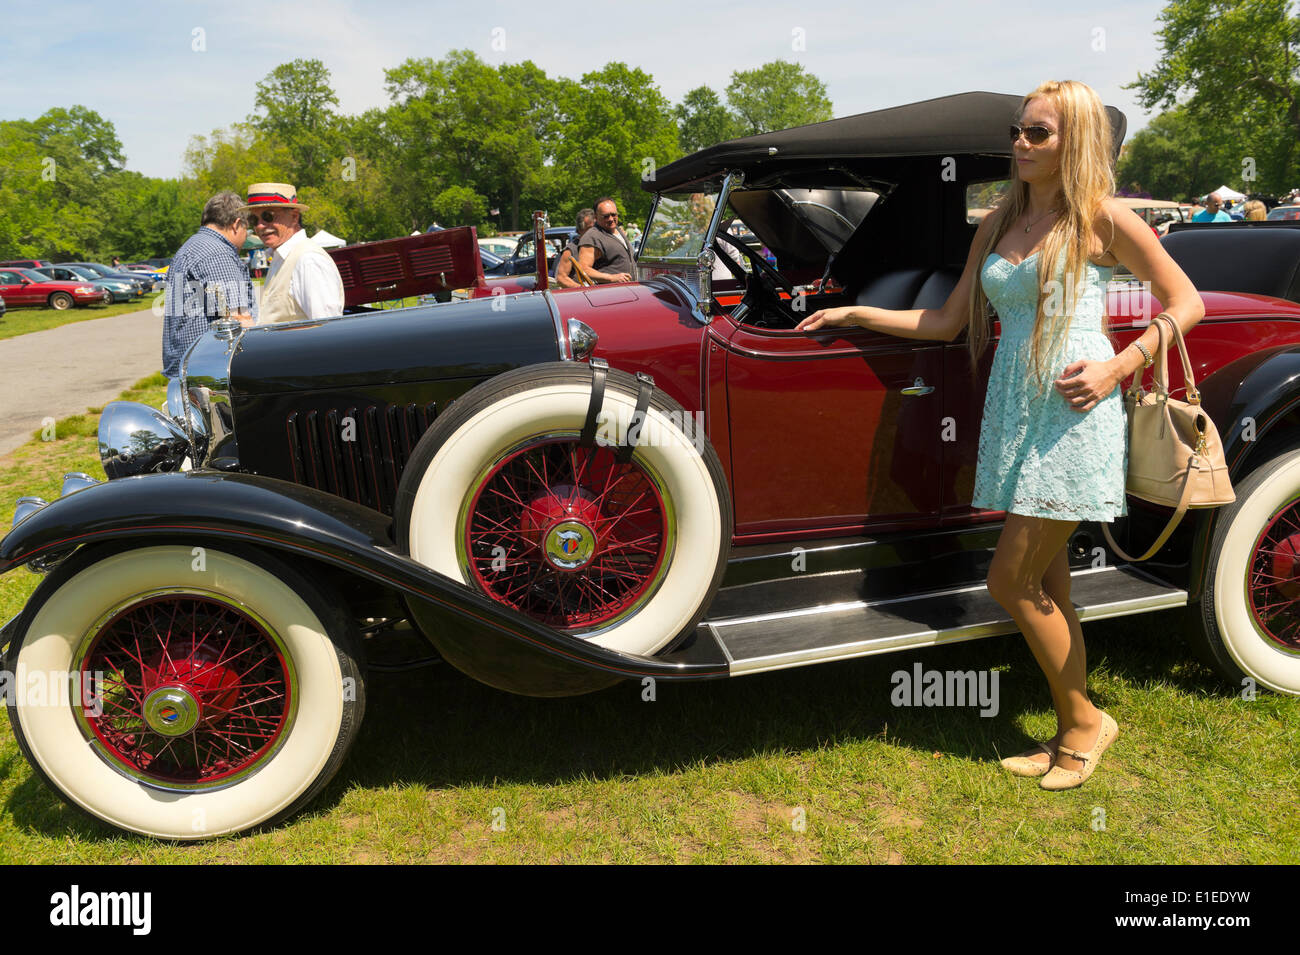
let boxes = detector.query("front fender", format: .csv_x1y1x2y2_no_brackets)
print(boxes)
0,471,729,693
1185,345,1300,601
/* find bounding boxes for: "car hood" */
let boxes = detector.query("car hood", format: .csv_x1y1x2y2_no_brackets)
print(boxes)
229,293,561,396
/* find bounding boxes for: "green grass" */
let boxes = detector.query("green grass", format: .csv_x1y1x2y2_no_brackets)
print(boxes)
0,297,158,340
0,382,1296,862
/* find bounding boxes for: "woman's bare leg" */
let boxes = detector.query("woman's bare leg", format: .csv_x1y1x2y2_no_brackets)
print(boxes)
987,514,1101,772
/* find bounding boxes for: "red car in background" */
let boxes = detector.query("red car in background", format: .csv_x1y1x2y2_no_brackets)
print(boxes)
0,267,106,310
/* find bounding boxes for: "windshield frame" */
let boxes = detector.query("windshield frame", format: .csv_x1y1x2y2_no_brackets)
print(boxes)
637,171,742,269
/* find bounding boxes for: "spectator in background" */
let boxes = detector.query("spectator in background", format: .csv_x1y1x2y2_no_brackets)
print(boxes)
162,190,257,380
111,256,121,268
1243,200,1267,221
1193,192,1232,222
578,198,636,284
554,208,596,288
244,182,344,323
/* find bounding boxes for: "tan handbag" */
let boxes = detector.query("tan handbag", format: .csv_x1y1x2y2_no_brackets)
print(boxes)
1101,313,1235,562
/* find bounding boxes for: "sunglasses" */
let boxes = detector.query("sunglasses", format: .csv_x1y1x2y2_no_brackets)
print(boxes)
1009,123,1053,145
246,209,281,228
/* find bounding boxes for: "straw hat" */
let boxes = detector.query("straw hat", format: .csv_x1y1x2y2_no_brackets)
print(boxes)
242,182,309,212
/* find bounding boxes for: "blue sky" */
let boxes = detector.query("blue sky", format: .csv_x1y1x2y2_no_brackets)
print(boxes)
1,0,1170,179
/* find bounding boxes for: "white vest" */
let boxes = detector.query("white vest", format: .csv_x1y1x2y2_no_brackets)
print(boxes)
261,233,342,324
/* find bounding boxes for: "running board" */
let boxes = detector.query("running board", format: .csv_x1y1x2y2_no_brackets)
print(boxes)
708,564,1187,676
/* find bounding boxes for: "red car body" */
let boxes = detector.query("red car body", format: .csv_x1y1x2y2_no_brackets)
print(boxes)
0,267,105,308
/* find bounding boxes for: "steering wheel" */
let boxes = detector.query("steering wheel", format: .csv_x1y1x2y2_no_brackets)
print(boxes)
713,231,794,297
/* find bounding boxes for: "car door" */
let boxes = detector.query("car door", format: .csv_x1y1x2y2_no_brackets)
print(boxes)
718,316,946,538
509,235,537,275
940,326,998,521
0,271,33,306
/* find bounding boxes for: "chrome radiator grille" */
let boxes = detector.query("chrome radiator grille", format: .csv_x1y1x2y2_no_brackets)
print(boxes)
284,401,438,514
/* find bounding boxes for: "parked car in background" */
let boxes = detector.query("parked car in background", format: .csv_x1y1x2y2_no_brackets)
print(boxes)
34,265,143,304
494,226,575,276
0,267,106,309
477,236,518,257
0,259,53,270
59,261,159,293
1267,204,1300,221
8,92,1300,842
1118,197,1190,235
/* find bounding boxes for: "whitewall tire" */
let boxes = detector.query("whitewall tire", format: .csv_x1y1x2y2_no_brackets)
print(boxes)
6,544,364,839
1197,449,1300,695
396,363,731,657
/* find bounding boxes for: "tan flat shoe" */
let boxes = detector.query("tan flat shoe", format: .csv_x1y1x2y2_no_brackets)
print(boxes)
1040,711,1118,791
999,740,1058,778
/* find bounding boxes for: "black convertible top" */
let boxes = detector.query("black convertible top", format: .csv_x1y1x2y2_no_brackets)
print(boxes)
646,91,1127,192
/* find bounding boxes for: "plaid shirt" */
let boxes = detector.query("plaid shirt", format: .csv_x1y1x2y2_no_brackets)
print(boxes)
162,226,257,377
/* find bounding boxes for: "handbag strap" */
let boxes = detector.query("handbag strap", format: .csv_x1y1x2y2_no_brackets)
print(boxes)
1101,457,1198,562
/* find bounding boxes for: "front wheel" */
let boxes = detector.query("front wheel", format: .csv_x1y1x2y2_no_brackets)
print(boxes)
5,544,365,839
1194,449,1300,694
48,292,73,310
396,363,732,658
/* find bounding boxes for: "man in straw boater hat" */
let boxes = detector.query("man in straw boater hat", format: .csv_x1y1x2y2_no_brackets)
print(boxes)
242,182,344,324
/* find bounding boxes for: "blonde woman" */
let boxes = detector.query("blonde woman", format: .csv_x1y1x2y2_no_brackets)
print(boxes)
1243,200,1267,221
797,80,1204,789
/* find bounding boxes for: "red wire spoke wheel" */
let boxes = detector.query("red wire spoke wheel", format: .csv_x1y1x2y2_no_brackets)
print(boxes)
74,592,294,789
399,363,731,662
461,436,671,631
1248,503,1300,651
6,545,365,839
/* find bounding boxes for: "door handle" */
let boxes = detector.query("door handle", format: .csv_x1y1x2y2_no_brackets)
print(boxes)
901,376,935,396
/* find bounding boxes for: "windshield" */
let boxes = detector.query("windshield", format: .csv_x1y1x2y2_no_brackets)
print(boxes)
640,187,721,260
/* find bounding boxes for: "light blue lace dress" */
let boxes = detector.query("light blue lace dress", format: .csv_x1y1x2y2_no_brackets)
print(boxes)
970,249,1128,522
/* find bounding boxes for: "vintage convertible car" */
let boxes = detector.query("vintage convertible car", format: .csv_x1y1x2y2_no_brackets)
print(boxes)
5,91,1300,841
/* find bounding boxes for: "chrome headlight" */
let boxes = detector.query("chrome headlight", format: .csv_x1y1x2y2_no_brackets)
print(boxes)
180,322,242,469
98,402,192,479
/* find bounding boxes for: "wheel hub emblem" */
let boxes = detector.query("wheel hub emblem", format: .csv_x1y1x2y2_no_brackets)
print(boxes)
142,685,201,737
545,520,596,570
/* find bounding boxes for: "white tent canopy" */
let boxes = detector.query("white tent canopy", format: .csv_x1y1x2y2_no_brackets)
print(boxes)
311,229,347,248
1211,185,1247,201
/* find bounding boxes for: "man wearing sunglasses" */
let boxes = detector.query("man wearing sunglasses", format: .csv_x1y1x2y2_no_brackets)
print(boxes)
242,182,344,324
577,198,636,283
162,190,257,380
1192,192,1233,223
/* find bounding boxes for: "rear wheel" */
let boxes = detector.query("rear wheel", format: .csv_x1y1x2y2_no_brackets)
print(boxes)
6,544,365,839
396,363,731,657
1194,449,1300,694
48,292,73,310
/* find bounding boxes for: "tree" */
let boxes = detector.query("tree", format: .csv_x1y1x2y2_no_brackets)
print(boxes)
725,61,833,136
249,59,341,187
552,63,681,224
1116,106,1245,199
1126,0,1300,192
675,86,740,153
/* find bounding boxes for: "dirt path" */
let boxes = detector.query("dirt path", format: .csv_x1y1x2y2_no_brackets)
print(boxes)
0,307,162,456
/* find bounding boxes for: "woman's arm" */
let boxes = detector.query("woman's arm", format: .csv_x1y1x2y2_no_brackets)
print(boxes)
1053,198,1206,411
795,211,998,341
1099,198,1206,387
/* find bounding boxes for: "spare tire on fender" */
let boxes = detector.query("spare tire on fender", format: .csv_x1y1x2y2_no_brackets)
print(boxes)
395,362,732,688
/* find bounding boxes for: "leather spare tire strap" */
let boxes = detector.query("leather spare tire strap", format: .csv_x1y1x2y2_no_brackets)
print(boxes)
580,357,608,448
617,372,655,464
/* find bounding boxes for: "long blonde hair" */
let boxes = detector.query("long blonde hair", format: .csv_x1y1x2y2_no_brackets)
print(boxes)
965,80,1116,398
